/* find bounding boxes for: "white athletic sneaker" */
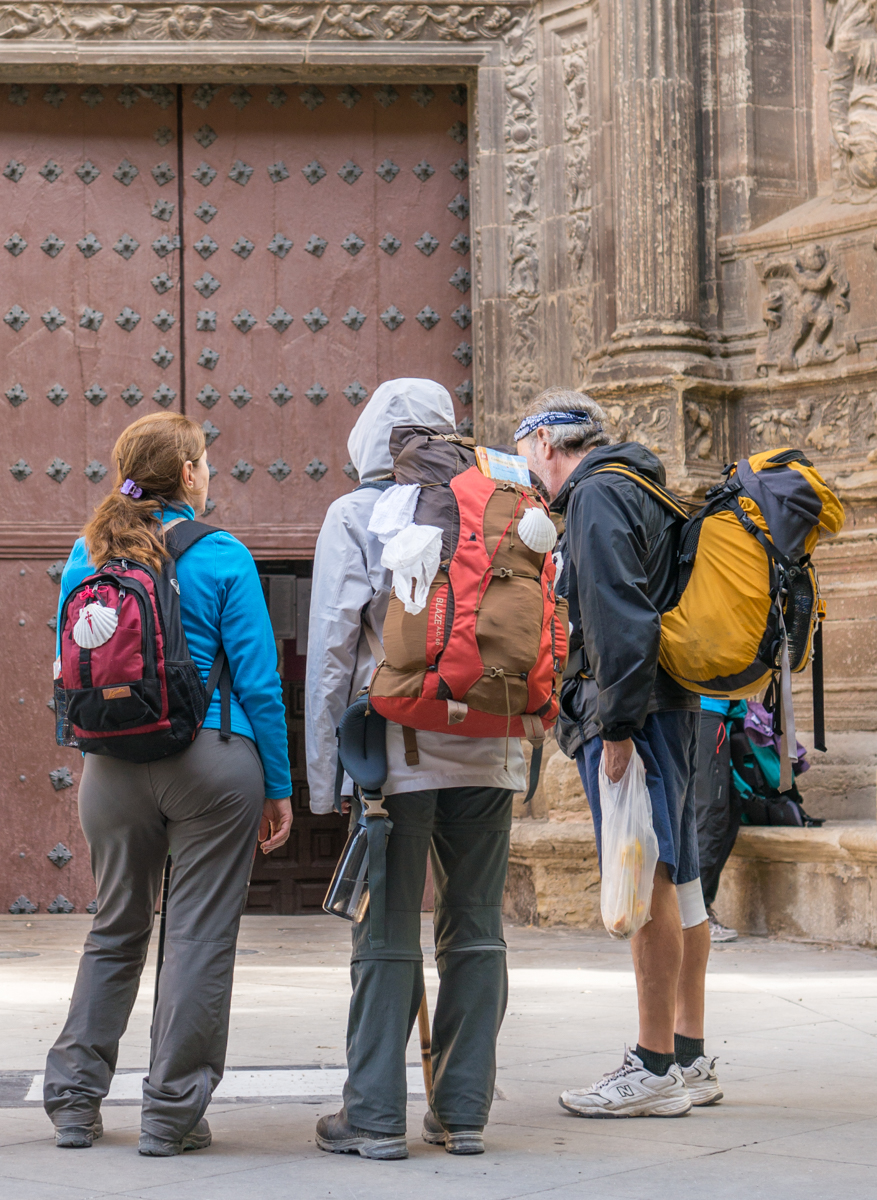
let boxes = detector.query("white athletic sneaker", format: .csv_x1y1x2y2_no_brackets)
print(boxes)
559,1048,692,1118
707,907,737,943
680,1055,723,1106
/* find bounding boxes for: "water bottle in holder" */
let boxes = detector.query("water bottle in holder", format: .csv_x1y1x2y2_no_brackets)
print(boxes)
323,813,370,922
53,660,78,748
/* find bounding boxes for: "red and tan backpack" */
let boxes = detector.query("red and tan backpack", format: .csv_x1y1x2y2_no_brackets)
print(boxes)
366,428,569,793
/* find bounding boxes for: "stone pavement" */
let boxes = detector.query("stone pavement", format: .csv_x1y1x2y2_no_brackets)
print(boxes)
0,913,875,1200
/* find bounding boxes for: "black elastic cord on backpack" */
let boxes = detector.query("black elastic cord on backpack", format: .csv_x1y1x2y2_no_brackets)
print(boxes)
205,648,232,741
812,619,826,752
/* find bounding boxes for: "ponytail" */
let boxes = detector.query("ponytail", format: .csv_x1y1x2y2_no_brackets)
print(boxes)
83,412,207,571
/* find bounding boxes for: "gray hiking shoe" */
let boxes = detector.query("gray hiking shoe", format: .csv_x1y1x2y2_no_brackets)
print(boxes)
138,1117,212,1157
422,1109,485,1155
707,907,738,943
316,1110,408,1160
55,1114,103,1149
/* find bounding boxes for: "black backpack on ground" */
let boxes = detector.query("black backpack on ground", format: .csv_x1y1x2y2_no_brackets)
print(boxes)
727,718,823,828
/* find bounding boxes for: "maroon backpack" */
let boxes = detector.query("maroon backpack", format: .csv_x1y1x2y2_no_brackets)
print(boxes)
55,521,230,762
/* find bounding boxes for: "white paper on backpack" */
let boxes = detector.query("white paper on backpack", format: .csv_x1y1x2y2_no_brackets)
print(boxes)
367,483,421,544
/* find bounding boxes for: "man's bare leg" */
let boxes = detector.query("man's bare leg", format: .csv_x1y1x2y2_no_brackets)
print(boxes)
672,915,722,1104
630,865,683,1054
675,918,710,1039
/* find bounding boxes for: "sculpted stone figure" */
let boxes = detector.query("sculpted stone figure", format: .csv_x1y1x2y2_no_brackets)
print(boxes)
57,4,135,37
757,244,851,374
381,4,429,38
165,4,221,37
423,4,483,39
685,402,713,461
509,230,538,295
825,0,877,193
318,4,380,38
0,3,57,38
566,145,590,211
481,5,514,32
249,4,318,34
567,216,590,278
507,157,536,218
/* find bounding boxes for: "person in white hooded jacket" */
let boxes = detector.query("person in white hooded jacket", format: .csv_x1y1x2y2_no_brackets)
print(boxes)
306,378,525,1160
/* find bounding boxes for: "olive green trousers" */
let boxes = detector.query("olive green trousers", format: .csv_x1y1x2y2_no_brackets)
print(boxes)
343,785,513,1134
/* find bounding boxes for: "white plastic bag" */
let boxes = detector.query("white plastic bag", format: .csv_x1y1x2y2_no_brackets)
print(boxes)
598,749,659,940
381,524,443,616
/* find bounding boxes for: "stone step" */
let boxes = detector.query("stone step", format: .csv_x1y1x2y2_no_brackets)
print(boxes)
505,818,877,948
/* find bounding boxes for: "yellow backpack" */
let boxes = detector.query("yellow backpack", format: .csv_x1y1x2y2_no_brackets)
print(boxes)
592,450,845,779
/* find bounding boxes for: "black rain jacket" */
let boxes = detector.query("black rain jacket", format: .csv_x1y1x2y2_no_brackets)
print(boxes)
552,442,699,755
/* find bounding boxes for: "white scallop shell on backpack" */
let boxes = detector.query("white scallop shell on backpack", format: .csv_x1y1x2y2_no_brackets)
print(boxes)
73,602,119,649
517,505,558,553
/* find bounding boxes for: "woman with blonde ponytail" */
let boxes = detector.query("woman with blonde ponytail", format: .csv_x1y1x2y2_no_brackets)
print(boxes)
44,412,292,1156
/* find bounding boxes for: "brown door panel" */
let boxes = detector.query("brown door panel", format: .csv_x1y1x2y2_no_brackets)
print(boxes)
178,83,470,531
0,84,183,535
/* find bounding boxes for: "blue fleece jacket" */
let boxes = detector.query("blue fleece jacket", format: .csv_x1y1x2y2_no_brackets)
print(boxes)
57,506,292,800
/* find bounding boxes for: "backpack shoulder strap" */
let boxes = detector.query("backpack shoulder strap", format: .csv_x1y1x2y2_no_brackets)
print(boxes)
355,479,396,492
587,465,692,520
163,520,232,739
164,519,226,560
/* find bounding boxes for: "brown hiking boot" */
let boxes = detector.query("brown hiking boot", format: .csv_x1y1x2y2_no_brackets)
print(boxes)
316,1109,408,1160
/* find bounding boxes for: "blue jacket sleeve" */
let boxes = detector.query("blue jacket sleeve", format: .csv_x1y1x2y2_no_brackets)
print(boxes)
56,538,92,656
213,535,292,800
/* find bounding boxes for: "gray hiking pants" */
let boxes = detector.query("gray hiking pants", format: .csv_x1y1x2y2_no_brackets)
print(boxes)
343,785,513,1135
44,731,264,1141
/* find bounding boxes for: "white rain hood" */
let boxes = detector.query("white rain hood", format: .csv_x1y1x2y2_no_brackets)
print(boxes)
347,377,455,481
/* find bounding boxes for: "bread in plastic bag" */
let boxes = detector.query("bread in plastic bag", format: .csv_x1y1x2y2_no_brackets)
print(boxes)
598,749,659,939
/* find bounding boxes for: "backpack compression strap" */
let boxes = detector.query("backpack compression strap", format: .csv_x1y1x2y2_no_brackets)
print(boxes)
165,520,232,740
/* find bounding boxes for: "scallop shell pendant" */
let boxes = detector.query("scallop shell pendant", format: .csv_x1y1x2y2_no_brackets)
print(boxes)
73,602,119,649
517,505,558,553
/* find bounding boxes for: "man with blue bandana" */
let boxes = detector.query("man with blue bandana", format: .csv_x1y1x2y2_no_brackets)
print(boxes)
515,387,721,1118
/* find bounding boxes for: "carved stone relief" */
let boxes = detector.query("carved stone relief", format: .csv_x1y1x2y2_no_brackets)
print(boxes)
684,401,714,461
748,391,877,459
501,8,541,405
755,244,850,375
603,404,671,456
0,3,525,43
825,0,877,200
560,29,592,382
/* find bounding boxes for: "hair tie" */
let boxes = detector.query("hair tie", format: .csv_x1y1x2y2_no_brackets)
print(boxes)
120,478,143,499
513,410,603,443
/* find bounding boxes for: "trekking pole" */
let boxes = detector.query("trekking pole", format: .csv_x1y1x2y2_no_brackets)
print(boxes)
151,855,171,1032
417,992,433,1096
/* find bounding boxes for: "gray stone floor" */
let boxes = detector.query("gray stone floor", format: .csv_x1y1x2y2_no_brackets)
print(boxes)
0,913,875,1199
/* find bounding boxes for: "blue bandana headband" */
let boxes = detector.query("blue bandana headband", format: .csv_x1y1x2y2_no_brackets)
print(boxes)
513,410,602,443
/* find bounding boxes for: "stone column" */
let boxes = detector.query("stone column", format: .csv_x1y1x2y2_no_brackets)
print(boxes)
595,0,712,378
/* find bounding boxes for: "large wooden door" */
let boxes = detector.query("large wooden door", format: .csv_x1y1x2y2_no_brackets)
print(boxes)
0,81,470,915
